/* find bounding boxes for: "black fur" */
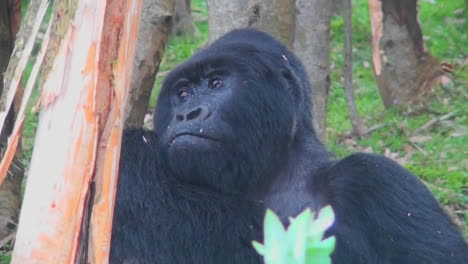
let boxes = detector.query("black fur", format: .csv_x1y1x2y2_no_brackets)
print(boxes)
111,29,468,263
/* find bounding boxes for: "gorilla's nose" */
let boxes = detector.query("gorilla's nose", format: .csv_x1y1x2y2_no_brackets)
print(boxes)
175,104,211,122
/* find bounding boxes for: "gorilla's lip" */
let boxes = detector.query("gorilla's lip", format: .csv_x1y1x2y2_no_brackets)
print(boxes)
169,132,219,145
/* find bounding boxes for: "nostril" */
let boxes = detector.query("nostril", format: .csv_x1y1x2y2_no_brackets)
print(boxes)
186,108,202,120
176,114,184,121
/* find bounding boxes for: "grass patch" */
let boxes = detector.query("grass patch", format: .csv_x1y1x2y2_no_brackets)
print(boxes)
327,0,467,235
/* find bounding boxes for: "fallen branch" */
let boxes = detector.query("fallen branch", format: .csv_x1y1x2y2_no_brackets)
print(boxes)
413,111,457,134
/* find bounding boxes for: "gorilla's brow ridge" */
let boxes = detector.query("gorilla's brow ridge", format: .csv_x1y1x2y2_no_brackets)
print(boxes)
176,56,241,80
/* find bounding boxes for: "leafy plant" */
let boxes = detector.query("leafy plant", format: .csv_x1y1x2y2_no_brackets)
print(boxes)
253,206,336,264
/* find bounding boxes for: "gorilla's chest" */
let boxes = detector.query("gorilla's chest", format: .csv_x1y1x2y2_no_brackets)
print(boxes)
148,196,263,263
156,209,260,263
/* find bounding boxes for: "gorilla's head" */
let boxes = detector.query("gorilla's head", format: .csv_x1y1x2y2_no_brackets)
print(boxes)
153,29,314,193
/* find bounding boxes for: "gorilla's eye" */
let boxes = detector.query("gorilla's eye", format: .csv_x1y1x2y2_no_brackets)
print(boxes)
209,78,224,89
178,90,190,101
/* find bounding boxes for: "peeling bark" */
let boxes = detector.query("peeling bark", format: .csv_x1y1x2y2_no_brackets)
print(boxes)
0,0,50,135
10,0,142,262
0,0,24,241
294,0,334,141
369,0,444,108
125,0,174,128
207,0,295,48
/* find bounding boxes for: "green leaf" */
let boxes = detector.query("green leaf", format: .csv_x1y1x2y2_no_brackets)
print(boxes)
307,206,335,241
252,241,266,255
262,209,288,263
253,206,336,264
287,208,312,262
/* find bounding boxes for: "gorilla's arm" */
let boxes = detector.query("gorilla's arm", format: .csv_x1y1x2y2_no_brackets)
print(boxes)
111,129,162,262
321,153,468,263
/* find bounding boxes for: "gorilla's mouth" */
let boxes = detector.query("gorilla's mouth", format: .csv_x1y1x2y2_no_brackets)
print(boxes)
169,133,219,145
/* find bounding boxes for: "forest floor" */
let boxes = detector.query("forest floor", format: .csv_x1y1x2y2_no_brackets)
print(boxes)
1,0,467,263
149,0,468,236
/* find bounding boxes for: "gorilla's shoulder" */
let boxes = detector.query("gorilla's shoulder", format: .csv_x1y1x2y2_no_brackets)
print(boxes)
121,129,158,159
122,128,157,143
323,152,431,200
332,152,416,181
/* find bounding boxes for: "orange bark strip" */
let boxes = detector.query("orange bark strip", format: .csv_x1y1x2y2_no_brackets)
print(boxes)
368,0,383,75
87,107,121,263
88,0,143,262
10,1,107,263
0,121,22,186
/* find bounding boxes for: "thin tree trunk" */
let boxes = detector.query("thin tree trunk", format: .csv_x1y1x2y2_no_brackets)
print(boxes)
206,0,295,48
369,0,444,108
124,0,175,128
0,0,24,241
294,0,334,141
172,0,199,37
343,0,365,136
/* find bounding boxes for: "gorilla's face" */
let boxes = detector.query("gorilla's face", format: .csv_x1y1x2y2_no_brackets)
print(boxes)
153,50,298,192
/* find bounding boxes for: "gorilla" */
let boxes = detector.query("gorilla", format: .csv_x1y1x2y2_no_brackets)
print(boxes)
110,29,467,263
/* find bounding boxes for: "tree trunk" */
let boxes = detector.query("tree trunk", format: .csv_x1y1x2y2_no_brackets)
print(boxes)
171,0,199,37
369,0,444,108
124,0,174,128
294,0,334,141
343,0,365,136
9,0,142,262
0,0,24,241
206,0,295,48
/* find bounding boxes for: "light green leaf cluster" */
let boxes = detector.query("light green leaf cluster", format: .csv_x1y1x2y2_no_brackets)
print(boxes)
252,206,336,264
